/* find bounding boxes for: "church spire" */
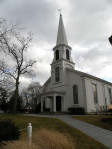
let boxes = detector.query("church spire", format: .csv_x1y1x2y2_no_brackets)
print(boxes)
56,14,68,46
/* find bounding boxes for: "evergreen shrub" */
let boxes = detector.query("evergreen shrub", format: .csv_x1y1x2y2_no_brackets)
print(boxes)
0,120,20,142
68,107,85,115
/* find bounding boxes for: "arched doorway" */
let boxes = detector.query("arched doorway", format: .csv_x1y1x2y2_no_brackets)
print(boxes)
56,96,61,111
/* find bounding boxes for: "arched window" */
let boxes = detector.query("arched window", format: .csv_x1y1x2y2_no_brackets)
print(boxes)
73,85,78,104
56,50,59,60
108,88,112,104
92,84,98,103
55,67,60,82
66,49,69,60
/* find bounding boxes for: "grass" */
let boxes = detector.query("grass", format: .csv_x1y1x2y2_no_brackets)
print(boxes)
2,128,74,149
72,115,112,131
0,114,109,149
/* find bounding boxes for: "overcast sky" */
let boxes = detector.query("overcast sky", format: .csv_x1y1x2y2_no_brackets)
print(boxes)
0,0,112,89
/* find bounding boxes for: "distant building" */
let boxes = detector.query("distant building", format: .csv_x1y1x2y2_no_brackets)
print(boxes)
41,14,112,113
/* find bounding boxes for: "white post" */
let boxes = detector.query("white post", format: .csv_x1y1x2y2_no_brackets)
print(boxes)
27,123,32,145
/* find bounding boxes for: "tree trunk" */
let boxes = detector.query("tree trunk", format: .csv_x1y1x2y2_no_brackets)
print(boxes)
13,78,19,113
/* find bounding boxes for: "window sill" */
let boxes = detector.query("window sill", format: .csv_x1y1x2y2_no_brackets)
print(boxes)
73,104,80,106
52,81,62,85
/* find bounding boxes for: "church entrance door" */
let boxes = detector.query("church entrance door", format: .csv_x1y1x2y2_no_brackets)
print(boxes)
56,96,61,111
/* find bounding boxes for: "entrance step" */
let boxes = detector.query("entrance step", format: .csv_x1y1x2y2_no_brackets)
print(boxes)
39,112,68,115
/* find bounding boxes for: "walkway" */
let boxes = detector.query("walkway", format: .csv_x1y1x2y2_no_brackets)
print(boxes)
26,114,112,149
57,115,112,149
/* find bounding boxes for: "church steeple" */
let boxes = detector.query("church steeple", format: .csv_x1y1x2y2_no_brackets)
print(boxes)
56,14,68,46
51,14,75,85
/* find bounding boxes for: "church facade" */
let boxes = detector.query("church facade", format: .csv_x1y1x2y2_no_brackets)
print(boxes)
41,14,112,113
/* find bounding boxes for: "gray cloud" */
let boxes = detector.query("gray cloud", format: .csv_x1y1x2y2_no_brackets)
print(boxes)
0,0,112,87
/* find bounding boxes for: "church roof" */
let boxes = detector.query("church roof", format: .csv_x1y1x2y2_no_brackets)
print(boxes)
56,14,68,46
67,68,112,85
43,77,51,86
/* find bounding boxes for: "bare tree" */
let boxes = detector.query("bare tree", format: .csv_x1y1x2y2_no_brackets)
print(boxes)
21,88,29,108
21,81,42,112
0,19,36,113
27,82,41,111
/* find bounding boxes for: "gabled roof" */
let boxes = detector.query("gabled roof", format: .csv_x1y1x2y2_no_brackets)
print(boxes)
56,14,68,46
43,77,51,86
67,68,112,85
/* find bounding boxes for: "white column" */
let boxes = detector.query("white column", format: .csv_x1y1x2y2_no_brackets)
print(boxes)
41,98,44,112
53,95,56,112
50,98,53,112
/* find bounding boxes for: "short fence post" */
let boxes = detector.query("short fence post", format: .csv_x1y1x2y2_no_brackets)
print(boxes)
27,123,32,145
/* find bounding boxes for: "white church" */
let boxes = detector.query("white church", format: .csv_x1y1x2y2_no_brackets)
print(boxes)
41,14,112,113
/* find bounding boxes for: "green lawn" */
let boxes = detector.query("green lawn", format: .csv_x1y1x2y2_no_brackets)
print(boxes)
72,115,112,131
0,114,109,149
